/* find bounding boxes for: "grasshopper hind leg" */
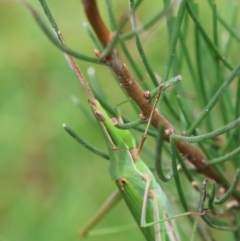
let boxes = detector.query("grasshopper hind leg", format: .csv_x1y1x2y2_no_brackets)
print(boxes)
79,189,122,238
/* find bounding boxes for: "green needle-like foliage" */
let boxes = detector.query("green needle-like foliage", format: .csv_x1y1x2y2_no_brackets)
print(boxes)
1,0,240,241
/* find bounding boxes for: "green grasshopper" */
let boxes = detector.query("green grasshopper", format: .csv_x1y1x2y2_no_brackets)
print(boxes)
17,0,238,239
66,99,195,241
7,2,191,238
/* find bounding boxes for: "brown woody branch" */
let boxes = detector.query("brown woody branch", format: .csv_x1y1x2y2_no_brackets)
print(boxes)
81,0,231,196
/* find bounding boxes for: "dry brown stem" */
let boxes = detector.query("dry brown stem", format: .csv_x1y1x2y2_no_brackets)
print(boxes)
81,0,232,194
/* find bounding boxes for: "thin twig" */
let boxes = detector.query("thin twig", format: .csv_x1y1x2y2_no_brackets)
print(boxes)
81,0,230,190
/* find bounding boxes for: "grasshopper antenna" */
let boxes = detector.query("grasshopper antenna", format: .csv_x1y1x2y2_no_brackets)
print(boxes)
137,84,163,158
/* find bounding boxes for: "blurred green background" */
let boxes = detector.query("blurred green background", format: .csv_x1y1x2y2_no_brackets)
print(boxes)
0,1,154,241
1,1,239,241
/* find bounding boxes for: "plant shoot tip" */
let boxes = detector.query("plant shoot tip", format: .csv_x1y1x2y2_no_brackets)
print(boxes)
88,67,95,75
82,21,87,27
70,94,78,103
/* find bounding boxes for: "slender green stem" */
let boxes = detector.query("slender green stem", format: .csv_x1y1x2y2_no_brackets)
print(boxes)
207,0,240,43
176,150,193,183
212,1,218,52
99,35,119,61
105,0,145,84
83,22,103,51
115,119,146,130
176,149,212,204
170,137,188,211
159,0,188,127
174,98,212,160
105,0,117,31
222,8,238,57
206,146,240,166
170,136,208,241
173,118,240,143
120,39,144,81
187,62,240,135
186,1,233,71
193,1,210,117
161,0,184,123
219,131,235,156
211,1,230,130
87,68,107,100
195,32,209,109
161,0,187,83
208,182,219,214
99,0,144,60
214,165,240,199
218,15,240,43
129,0,159,87
179,31,197,81
63,124,110,160
162,96,180,122
175,94,192,128
150,75,182,97
179,32,201,106
190,218,200,241
198,180,239,231
214,169,240,205
100,2,141,114
34,0,100,64
70,95,97,128
233,77,240,165
155,125,173,182
121,2,176,40
179,34,217,157
201,212,239,231
38,0,58,31
235,77,240,120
